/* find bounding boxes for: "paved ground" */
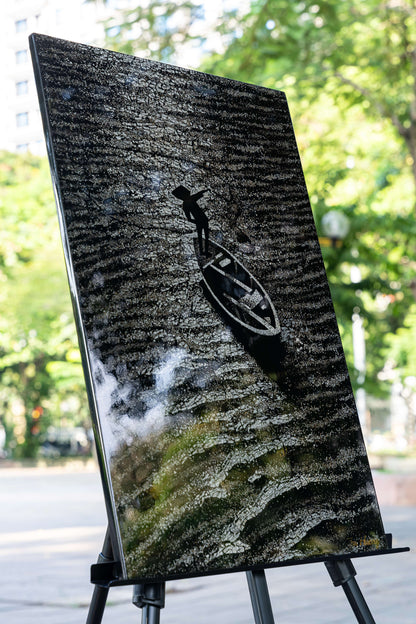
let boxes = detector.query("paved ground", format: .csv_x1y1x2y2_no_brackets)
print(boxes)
0,464,414,623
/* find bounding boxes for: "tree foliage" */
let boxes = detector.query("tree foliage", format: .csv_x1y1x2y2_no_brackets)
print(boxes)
4,1,416,455
207,0,416,400
0,152,89,458
207,0,416,184
98,0,205,63
96,0,416,407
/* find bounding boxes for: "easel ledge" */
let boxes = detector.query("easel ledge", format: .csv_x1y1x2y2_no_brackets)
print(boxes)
87,527,409,624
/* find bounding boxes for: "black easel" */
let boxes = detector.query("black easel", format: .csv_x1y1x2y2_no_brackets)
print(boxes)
86,528,405,624
325,559,376,624
246,562,378,624
86,529,166,624
246,569,275,624
86,529,113,624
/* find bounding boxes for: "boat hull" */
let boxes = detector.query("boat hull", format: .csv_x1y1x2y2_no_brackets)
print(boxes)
194,237,285,376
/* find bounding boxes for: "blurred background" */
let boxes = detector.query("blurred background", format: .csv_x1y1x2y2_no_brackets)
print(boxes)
1,0,416,473
1,2,415,622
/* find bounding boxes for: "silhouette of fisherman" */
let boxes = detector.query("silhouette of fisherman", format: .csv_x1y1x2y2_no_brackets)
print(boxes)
172,185,209,256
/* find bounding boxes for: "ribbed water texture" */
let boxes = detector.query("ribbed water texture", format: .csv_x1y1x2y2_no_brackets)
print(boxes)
32,34,386,582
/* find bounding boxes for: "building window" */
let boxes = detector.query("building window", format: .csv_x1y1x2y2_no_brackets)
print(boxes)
16,80,28,96
16,112,29,127
15,50,28,64
15,19,27,33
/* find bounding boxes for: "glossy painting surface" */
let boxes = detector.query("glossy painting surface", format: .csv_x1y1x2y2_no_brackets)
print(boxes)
31,34,387,582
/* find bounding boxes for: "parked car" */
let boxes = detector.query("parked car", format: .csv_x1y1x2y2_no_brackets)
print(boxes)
40,426,91,457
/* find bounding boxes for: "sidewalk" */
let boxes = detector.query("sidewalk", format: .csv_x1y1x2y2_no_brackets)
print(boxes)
1,464,414,623
373,470,416,506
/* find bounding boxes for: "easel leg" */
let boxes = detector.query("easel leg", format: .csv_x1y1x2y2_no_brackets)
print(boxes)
133,581,166,624
86,528,113,624
325,559,376,624
246,570,276,624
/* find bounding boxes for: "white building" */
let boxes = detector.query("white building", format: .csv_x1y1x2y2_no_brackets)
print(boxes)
0,0,128,155
0,1,239,155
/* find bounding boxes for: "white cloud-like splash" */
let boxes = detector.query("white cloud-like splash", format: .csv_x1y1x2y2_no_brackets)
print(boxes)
90,347,188,458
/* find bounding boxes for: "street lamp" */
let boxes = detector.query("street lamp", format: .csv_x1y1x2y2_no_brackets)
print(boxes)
321,210,350,247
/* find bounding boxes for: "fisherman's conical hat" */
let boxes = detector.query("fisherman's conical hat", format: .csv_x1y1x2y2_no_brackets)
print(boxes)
172,185,190,199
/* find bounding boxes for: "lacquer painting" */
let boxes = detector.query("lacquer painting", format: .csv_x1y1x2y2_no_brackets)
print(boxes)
31,34,386,582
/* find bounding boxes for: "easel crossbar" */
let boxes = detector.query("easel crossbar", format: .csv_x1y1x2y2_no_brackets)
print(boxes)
86,528,408,624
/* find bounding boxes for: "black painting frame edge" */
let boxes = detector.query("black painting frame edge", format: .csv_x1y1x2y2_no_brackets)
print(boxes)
92,543,410,588
28,32,399,584
29,32,126,577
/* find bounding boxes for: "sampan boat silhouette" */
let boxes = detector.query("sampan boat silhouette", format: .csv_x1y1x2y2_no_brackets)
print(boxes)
193,237,286,377
194,237,280,338
172,184,285,377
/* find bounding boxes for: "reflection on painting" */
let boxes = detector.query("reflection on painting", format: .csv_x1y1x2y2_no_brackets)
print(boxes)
31,33,387,583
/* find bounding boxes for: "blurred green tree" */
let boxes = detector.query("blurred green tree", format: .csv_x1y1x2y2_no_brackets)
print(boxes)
98,0,204,62
208,1,416,190
0,152,88,458
95,0,416,404
207,0,416,399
